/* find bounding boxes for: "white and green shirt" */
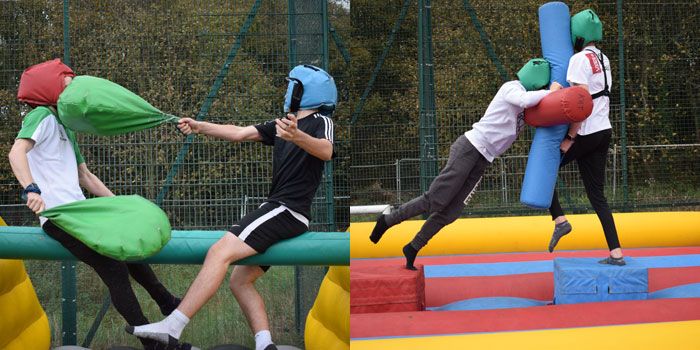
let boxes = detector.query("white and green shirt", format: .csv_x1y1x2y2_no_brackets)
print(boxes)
17,107,85,224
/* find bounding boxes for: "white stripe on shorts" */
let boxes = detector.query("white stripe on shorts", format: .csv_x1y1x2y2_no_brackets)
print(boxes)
238,206,287,241
283,205,309,227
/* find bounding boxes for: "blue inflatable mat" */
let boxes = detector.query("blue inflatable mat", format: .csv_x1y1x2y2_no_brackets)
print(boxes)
554,257,648,304
427,297,548,311
650,283,700,299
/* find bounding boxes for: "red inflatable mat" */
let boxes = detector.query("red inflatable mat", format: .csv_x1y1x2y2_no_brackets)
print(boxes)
351,247,700,269
425,266,700,307
351,297,700,339
351,264,425,314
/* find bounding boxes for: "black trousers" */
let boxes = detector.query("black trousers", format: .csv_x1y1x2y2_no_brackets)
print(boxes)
43,220,179,350
549,128,621,250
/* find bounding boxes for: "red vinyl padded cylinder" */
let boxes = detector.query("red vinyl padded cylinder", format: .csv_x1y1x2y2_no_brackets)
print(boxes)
350,264,425,314
524,86,593,127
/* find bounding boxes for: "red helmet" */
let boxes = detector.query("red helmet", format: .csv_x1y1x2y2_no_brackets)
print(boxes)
17,59,76,106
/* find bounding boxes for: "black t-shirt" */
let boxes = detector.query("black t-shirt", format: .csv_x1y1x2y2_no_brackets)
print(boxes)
254,112,334,219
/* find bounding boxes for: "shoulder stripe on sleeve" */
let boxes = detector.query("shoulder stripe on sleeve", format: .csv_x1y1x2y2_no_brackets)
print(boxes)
320,115,334,143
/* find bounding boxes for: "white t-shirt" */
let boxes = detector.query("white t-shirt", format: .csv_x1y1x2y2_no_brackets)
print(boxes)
567,45,613,135
465,81,550,162
17,107,86,225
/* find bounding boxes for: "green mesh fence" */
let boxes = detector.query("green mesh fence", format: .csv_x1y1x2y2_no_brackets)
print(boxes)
349,0,699,216
1,0,349,347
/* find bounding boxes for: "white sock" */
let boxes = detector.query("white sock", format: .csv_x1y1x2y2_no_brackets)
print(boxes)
255,330,273,350
131,309,190,343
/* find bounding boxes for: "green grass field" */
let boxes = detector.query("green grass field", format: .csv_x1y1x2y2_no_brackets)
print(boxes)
25,261,311,349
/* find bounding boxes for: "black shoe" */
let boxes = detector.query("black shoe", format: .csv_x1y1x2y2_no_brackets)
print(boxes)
264,344,278,350
369,214,390,244
599,256,626,266
166,342,200,350
548,221,572,253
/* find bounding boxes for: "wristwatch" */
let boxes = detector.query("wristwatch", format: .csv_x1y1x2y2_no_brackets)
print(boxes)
21,183,41,201
565,133,577,141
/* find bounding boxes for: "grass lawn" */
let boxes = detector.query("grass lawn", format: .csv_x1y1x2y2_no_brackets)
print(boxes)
25,261,309,349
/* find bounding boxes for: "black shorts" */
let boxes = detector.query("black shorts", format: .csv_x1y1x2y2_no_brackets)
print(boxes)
229,202,308,270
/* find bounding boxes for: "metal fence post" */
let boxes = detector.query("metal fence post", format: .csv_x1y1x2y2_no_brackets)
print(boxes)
322,0,335,232
61,0,77,345
617,0,629,209
418,0,439,194
462,0,509,82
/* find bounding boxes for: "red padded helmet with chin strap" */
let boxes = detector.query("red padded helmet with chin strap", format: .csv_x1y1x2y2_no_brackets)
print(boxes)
17,59,75,106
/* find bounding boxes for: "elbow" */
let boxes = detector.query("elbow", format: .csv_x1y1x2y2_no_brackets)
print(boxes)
229,130,244,143
8,147,20,165
78,168,91,185
321,144,333,161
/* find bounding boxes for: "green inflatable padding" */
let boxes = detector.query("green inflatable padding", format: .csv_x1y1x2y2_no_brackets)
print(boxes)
571,9,603,49
57,76,177,135
41,195,171,261
516,58,551,91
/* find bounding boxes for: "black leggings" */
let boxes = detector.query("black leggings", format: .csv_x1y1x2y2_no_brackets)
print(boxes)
549,129,621,251
43,220,179,349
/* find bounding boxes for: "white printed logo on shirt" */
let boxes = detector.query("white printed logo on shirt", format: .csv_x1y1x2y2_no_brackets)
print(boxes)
585,52,602,74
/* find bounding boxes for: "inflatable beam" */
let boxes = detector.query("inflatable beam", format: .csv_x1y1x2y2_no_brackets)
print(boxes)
350,212,700,258
350,320,700,350
524,86,592,127
0,227,349,265
520,1,574,209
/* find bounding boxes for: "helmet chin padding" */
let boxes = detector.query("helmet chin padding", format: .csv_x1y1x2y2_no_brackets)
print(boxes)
285,77,304,113
571,9,603,51
517,58,551,91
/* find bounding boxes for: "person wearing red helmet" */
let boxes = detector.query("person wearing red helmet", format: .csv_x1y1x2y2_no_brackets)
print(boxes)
10,59,190,350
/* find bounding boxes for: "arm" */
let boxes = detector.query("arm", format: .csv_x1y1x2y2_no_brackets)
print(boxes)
276,114,333,161
78,163,114,197
8,139,45,213
178,118,262,142
9,139,36,188
503,81,562,108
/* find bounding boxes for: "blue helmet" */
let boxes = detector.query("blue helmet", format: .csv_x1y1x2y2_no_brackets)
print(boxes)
284,65,337,113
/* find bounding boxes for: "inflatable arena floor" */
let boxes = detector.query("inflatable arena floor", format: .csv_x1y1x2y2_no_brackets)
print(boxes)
349,212,700,349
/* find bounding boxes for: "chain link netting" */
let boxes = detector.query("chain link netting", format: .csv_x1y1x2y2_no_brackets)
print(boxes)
1,0,350,347
349,0,699,216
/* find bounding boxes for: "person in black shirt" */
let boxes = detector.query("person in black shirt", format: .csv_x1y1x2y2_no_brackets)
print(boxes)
128,66,336,350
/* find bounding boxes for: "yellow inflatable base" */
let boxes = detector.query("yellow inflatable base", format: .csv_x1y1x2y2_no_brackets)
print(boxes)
0,216,51,350
305,266,349,350
351,212,700,258
350,320,700,350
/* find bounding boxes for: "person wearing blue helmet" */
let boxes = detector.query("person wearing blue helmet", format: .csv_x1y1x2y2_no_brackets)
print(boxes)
370,59,562,270
127,65,337,350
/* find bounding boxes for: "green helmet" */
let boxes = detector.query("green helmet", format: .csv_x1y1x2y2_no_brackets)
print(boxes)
516,58,550,91
571,9,603,51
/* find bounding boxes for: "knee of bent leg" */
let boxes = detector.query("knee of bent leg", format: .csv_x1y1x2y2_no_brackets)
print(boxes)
207,234,237,264
433,209,461,226
229,267,256,294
